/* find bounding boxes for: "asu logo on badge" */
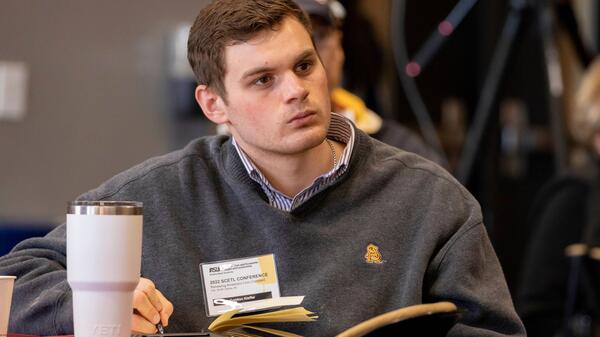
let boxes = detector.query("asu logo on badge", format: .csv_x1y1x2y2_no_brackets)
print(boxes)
364,243,384,264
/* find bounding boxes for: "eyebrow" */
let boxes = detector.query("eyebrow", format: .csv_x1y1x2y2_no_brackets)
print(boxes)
240,49,317,81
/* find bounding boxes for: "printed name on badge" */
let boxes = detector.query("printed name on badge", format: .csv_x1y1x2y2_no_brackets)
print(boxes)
199,254,280,316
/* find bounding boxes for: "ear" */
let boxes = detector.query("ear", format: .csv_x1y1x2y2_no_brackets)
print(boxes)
195,84,229,124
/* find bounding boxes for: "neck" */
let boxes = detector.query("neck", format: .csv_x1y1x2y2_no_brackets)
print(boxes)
239,139,341,197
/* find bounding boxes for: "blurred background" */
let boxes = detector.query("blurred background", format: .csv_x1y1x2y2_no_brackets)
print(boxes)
0,0,598,313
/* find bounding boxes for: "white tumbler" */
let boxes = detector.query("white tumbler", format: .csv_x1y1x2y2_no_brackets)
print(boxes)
67,201,143,337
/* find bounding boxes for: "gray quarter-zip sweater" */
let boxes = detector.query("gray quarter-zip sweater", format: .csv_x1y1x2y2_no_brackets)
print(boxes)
0,129,525,336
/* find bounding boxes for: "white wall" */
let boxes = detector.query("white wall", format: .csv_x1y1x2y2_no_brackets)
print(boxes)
0,0,211,224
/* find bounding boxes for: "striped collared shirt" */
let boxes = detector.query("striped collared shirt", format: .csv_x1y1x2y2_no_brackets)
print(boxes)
232,112,355,212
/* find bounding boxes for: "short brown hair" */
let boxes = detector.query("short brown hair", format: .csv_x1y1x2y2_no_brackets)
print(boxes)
187,0,312,100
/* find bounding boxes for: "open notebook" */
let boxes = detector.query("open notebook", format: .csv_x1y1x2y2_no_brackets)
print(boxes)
207,300,460,337
207,296,317,337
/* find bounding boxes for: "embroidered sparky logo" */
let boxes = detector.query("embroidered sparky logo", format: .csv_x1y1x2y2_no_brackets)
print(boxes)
364,243,383,264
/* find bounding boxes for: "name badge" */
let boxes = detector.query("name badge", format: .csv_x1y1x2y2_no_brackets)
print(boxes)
199,254,280,317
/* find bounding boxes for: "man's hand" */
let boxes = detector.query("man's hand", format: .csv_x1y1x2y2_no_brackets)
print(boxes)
132,277,174,333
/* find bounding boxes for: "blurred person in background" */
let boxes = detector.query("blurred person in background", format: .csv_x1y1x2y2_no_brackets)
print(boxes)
517,57,600,337
295,0,447,167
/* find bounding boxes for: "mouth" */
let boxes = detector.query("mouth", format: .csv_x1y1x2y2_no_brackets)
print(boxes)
288,110,316,124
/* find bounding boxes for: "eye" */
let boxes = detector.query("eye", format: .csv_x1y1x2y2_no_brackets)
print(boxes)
252,75,273,87
296,60,313,74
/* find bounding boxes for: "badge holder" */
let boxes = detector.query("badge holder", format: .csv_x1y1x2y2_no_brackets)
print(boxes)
199,254,281,317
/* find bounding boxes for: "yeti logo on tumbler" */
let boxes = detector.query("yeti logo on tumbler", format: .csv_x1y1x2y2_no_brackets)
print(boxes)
66,201,143,337
93,324,121,336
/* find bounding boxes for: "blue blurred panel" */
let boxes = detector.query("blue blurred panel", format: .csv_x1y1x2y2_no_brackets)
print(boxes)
0,223,54,256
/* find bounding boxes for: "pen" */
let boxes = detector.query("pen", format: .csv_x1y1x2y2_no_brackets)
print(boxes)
156,322,165,335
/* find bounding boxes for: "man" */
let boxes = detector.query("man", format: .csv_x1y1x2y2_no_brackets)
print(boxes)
0,0,524,335
295,0,446,167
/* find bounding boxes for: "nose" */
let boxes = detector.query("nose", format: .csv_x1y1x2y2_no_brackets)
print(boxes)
281,72,309,104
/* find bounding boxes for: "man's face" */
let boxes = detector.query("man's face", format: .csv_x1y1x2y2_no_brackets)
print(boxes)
218,17,331,159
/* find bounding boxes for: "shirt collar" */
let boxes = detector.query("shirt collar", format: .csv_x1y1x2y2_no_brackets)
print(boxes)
231,112,355,211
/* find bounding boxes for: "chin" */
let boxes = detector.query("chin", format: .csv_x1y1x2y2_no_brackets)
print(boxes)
284,127,328,153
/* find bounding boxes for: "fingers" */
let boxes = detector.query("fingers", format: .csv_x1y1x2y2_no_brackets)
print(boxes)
156,289,174,326
132,277,175,332
132,313,158,334
133,281,161,325
139,278,163,312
